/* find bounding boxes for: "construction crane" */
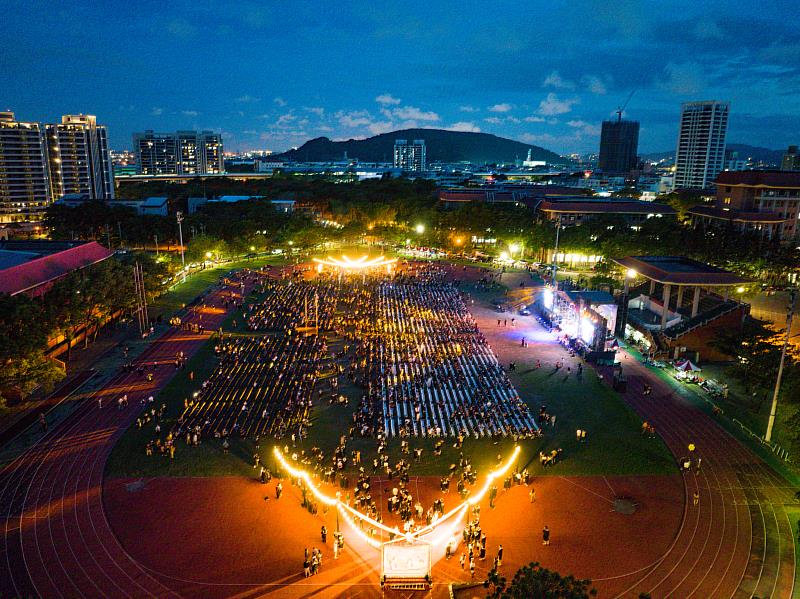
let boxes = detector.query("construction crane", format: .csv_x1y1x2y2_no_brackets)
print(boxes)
616,90,636,122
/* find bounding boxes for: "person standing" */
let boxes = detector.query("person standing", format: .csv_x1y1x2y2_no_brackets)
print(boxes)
321,525,327,543
542,526,550,545
469,558,475,578
693,491,700,506
276,482,283,499
529,487,536,503
459,552,466,570
497,544,503,566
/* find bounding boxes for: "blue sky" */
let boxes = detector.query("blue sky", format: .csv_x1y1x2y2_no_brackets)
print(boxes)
2,0,798,154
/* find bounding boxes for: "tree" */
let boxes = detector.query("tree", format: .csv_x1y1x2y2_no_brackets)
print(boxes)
484,561,597,598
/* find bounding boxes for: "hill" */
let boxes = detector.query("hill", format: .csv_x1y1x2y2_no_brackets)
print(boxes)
273,128,563,165
643,144,785,166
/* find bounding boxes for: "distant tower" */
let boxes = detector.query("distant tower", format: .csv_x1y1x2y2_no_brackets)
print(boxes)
782,146,800,171
393,139,426,172
598,117,640,174
674,100,729,189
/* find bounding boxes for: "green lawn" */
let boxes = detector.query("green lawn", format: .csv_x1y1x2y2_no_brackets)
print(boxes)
107,274,675,480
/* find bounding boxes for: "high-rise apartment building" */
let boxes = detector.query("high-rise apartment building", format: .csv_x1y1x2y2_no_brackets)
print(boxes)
134,130,223,175
0,112,52,223
598,118,639,174
674,101,729,189
0,112,115,222
393,139,426,172
781,146,800,171
46,114,114,200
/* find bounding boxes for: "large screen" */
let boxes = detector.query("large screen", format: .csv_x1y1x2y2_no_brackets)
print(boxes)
382,543,431,579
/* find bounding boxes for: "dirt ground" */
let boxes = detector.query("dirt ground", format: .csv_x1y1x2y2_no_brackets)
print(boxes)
104,472,683,598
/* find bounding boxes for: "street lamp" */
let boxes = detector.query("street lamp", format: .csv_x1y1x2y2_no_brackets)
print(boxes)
509,243,520,256
415,224,425,234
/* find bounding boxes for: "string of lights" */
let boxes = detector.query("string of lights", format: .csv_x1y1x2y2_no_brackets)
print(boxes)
272,444,521,549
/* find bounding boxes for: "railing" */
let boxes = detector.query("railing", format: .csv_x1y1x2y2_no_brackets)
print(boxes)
732,418,791,462
661,301,742,339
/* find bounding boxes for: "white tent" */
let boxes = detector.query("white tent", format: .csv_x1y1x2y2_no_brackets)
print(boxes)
674,359,701,372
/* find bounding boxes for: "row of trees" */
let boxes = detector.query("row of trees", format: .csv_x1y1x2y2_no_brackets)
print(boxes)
0,254,169,405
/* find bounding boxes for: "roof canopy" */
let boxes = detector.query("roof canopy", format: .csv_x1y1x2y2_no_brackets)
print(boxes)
612,255,749,286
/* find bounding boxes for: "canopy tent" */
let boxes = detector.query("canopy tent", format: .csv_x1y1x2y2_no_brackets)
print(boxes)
674,359,701,372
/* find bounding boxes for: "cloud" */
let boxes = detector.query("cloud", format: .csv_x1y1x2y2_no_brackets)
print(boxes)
235,95,260,103
165,18,197,39
488,103,513,113
181,110,199,117
537,93,579,116
583,75,608,95
567,120,601,135
273,97,287,107
375,93,402,106
459,105,479,113
447,121,481,133
524,115,546,123
484,117,503,125
305,106,325,116
543,71,575,90
242,130,258,136
335,110,373,128
317,125,334,133
392,106,440,121
368,121,395,135
660,62,705,95
151,107,163,116
276,113,296,126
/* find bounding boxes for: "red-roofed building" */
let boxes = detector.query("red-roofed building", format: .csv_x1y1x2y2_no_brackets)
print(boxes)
537,198,676,226
0,241,114,297
688,170,800,241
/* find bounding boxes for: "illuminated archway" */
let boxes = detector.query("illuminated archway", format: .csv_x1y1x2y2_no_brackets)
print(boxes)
273,445,521,550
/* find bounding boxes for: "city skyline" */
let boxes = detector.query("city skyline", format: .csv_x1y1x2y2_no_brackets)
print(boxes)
2,1,799,154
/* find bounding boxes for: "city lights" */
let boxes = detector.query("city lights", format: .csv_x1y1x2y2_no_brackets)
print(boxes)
312,255,397,270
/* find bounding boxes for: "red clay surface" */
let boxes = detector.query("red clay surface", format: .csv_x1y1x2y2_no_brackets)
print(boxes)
103,473,682,598
1,263,796,599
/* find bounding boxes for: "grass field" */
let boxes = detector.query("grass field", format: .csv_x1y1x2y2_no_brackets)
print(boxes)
107,270,675,481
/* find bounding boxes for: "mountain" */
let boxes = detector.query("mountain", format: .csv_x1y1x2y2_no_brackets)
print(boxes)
642,144,785,166
725,144,785,165
272,128,563,165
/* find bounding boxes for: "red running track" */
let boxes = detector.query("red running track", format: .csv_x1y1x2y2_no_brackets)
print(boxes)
0,276,248,599
595,350,797,598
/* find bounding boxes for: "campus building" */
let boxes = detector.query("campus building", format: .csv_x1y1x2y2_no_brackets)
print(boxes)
613,255,749,362
674,101,729,189
598,118,639,174
133,130,224,175
688,170,800,241
535,197,676,227
393,139,426,173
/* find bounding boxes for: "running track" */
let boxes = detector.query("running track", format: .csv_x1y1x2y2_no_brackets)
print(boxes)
594,349,797,598
0,266,797,598
0,275,247,599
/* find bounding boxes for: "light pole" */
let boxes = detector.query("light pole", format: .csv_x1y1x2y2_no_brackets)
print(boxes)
551,221,561,290
176,211,186,283
766,289,797,442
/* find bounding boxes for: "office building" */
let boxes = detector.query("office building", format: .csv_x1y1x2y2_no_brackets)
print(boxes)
0,112,52,223
598,118,639,173
674,101,729,189
46,114,114,201
688,170,800,242
393,139,426,172
134,130,224,175
782,146,800,171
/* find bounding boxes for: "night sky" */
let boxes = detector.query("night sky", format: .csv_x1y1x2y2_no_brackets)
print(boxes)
2,0,798,154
